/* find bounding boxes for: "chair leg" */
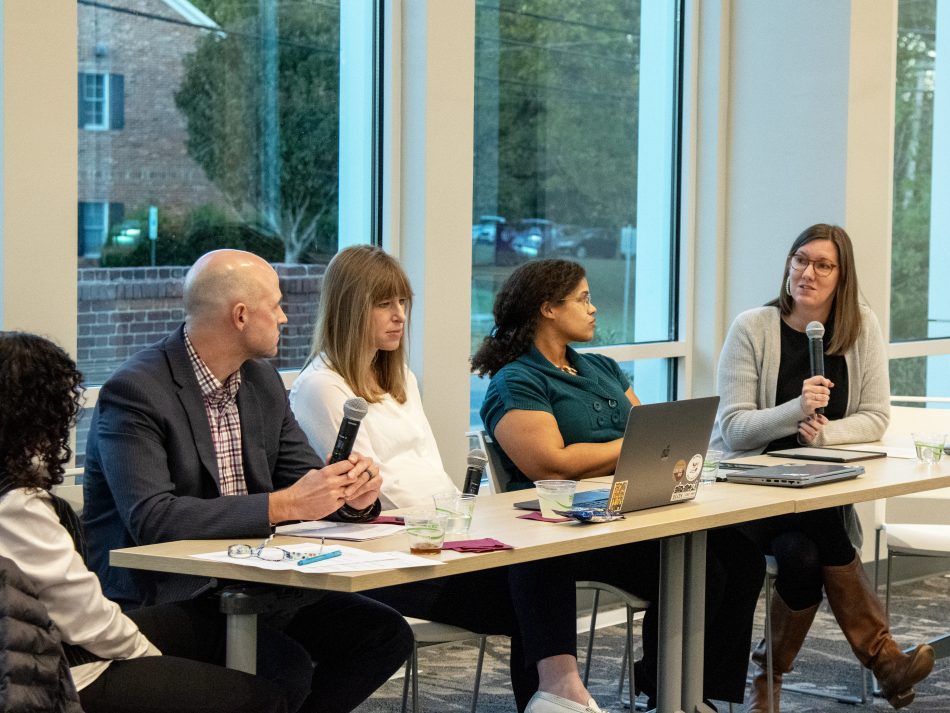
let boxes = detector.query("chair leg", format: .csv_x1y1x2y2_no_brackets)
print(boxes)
471,636,487,713
885,550,894,619
584,589,601,686
412,645,420,713
765,574,775,713
620,605,636,708
401,654,412,713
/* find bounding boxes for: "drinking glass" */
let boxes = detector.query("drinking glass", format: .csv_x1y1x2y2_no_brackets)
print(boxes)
404,511,447,554
432,491,477,535
912,432,947,465
534,480,577,518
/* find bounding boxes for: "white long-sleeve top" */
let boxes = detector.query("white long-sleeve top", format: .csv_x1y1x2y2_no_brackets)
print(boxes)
0,487,159,690
289,356,456,509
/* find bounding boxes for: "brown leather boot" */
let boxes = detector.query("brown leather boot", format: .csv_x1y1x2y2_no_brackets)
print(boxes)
823,553,935,709
746,592,819,713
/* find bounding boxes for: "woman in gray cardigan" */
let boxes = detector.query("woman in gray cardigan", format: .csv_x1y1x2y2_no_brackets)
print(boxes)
710,224,933,712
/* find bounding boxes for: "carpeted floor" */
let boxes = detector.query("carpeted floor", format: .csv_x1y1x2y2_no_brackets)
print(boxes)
353,572,950,712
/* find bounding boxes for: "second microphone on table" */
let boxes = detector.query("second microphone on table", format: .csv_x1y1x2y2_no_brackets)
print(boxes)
462,449,489,495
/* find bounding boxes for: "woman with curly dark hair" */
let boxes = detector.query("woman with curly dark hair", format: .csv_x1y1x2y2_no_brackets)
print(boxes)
0,332,307,713
471,261,764,712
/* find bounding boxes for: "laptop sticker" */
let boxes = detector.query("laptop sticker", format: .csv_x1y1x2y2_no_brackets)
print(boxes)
672,459,686,482
685,454,703,483
608,480,628,512
671,456,700,502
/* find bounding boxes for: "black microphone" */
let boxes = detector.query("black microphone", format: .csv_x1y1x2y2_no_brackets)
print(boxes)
462,449,488,495
329,397,369,464
805,320,825,415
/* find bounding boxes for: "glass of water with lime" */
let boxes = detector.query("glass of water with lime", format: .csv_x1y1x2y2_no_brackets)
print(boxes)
404,511,447,554
912,432,947,465
534,480,577,518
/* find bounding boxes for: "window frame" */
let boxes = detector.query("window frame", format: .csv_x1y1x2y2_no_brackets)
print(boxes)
79,200,109,258
79,71,109,130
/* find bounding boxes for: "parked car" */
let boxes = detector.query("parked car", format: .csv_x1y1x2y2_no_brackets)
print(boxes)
509,218,557,258
555,226,618,259
472,215,506,245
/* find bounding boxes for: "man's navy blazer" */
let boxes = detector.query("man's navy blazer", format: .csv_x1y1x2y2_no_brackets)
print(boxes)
83,326,322,607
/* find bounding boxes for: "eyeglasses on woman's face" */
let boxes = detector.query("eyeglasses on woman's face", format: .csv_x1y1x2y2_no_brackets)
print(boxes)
559,292,592,307
788,253,837,278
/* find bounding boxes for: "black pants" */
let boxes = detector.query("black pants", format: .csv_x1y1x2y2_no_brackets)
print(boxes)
83,592,413,713
79,599,302,713
508,527,765,708
741,505,858,610
367,568,535,704
278,591,414,713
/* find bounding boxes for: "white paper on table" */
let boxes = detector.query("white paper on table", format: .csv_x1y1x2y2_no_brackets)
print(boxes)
276,520,403,541
191,544,442,573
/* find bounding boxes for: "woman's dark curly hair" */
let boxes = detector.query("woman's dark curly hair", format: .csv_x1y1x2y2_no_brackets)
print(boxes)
0,332,83,491
471,259,585,377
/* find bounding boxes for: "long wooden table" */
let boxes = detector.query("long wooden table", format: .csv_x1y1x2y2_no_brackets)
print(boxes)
111,456,950,713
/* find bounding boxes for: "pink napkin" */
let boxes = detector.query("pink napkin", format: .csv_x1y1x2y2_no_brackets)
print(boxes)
442,538,513,552
517,512,572,523
369,516,405,525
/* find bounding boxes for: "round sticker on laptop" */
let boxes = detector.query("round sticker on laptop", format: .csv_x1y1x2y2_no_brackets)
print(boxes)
672,459,687,482
685,453,703,483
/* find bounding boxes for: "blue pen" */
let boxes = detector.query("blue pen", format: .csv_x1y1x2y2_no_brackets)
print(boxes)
297,549,342,566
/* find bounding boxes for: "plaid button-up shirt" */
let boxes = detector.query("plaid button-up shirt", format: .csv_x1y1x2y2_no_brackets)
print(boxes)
184,332,248,496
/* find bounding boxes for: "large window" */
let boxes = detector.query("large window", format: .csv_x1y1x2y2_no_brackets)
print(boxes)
76,0,379,381
890,0,950,398
470,0,681,425
74,0,380,461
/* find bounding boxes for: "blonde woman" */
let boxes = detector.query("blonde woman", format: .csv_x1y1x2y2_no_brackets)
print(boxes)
290,246,541,709
291,246,454,509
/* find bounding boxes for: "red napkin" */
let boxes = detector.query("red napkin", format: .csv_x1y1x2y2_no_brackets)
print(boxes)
442,538,513,552
517,512,572,523
369,516,405,525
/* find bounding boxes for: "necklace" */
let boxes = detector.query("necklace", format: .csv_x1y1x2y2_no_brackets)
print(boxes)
558,363,578,376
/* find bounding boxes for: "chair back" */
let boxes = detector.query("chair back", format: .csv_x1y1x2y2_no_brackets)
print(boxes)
475,430,514,495
884,403,950,448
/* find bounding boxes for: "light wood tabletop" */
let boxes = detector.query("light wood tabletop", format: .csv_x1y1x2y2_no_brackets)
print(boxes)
109,456,950,593
109,478,792,593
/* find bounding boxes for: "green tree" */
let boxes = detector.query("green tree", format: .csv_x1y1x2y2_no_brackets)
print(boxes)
176,1,341,262
474,1,641,230
890,0,936,395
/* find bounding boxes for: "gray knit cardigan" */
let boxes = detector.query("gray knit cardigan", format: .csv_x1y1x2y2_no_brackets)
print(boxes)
709,304,890,547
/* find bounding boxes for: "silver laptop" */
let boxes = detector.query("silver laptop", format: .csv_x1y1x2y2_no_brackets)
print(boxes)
725,462,863,488
514,396,720,514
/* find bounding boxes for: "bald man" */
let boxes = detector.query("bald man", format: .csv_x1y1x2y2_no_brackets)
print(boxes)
83,250,412,713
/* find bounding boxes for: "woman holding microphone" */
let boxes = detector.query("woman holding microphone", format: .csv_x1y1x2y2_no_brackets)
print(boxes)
710,223,933,711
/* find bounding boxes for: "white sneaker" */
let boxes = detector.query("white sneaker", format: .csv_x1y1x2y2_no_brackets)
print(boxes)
524,691,610,713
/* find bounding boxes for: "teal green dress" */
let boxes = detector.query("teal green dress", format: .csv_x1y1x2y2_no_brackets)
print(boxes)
479,345,632,490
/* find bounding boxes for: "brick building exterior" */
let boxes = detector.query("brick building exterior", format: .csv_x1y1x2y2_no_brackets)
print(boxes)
78,0,230,258
77,263,326,385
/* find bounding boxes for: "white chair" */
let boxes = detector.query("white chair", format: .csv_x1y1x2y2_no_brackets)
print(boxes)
401,618,487,713
476,430,651,708
829,399,950,698
883,526,950,660
52,467,85,514
874,401,950,667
